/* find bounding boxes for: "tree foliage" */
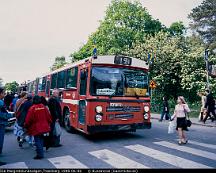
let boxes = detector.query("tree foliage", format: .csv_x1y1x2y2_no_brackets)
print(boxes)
125,31,216,101
5,81,19,93
71,0,164,60
188,0,216,49
51,56,67,71
168,21,185,36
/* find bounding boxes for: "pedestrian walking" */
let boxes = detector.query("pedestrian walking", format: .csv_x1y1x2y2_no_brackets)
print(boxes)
0,88,14,166
11,93,19,112
197,91,206,122
171,96,190,145
48,89,62,148
14,94,33,147
15,91,28,115
24,95,52,159
203,89,216,123
4,92,13,111
159,96,170,121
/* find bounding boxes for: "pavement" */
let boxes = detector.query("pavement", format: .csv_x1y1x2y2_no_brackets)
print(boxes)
151,113,216,128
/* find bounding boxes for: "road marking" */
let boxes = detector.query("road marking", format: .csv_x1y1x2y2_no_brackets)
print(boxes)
89,149,148,168
48,155,87,168
0,162,28,168
154,141,216,161
185,140,216,150
125,144,211,168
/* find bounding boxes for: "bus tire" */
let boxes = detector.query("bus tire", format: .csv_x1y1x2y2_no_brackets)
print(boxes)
64,110,76,133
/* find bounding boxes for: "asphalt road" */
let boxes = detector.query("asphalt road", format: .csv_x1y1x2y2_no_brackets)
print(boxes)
1,119,215,169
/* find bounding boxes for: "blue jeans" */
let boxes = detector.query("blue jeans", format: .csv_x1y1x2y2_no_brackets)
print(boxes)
0,125,5,154
160,111,170,121
34,135,44,157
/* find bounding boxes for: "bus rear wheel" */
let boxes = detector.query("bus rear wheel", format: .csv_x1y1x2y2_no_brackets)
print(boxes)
64,110,76,133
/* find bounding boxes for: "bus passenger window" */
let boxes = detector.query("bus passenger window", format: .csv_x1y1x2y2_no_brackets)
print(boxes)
66,67,78,88
57,71,66,89
51,73,57,89
80,70,88,95
38,77,46,91
46,81,50,96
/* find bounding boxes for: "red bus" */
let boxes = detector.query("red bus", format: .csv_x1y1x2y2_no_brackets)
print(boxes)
26,55,151,134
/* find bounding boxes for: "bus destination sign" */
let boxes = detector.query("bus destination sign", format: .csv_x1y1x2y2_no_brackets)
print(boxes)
114,56,132,65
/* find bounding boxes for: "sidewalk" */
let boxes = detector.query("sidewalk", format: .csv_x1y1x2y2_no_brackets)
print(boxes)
151,113,216,128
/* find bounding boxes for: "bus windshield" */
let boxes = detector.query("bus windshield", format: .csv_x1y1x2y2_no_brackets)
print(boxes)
90,67,149,96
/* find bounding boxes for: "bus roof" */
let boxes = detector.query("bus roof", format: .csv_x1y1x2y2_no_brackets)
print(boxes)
41,55,149,77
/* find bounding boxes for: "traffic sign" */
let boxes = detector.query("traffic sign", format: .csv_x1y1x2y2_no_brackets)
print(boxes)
149,80,157,89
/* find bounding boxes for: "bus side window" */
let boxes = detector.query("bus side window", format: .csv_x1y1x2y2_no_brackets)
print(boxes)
66,67,78,88
46,81,50,97
57,71,66,89
51,73,57,89
80,69,88,95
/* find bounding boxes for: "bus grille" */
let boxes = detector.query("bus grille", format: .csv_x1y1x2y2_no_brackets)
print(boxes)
108,114,134,120
106,106,141,112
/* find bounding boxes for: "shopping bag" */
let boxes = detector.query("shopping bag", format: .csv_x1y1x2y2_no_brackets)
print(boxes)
53,121,62,136
168,120,176,134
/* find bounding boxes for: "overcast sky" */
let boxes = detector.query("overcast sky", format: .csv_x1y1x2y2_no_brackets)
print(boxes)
0,0,203,84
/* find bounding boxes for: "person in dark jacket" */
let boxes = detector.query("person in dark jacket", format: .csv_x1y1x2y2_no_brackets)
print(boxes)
203,89,216,123
0,88,14,166
4,92,13,111
15,94,33,147
25,95,52,159
159,96,170,121
48,89,62,147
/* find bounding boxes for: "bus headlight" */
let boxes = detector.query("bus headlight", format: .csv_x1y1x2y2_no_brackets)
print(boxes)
95,114,103,122
143,114,149,120
95,106,103,113
144,106,150,112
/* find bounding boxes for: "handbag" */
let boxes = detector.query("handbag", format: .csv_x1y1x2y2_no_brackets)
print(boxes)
186,119,192,127
185,113,192,127
53,121,62,136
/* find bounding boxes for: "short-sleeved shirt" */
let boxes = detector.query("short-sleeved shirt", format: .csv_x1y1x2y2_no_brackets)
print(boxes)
174,104,190,118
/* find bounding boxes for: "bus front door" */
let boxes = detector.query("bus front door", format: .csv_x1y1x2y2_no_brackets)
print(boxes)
78,68,88,131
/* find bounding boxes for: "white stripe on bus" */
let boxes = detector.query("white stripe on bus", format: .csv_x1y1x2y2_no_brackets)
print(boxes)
89,149,148,168
48,155,87,168
125,144,211,168
154,141,216,161
62,99,79,105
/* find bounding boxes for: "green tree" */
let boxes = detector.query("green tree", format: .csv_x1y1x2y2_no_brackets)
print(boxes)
51,56,67,71
169,21,185,36
5,81,19,93
188,0,216,49
125,32,184,99
125,31,216,101
71,0,164,60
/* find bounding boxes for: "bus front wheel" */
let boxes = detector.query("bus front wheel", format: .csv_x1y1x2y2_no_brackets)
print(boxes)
64,110,75,133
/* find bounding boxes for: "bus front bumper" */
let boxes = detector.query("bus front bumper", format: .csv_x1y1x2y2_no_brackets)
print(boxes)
87,122,151,134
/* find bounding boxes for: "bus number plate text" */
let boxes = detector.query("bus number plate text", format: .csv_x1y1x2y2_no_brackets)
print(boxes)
114,56,132,65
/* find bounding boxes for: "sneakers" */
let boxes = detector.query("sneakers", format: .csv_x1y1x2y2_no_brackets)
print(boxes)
33,155,44,160
178,140,188,145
